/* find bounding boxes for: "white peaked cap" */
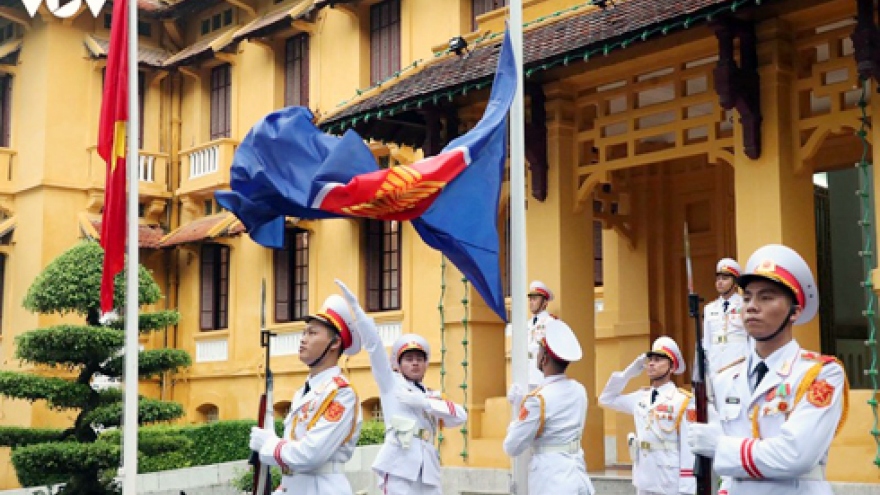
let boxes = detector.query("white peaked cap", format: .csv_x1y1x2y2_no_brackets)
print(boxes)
305,294,362,356
528,280,554,301
738,244,818,325
541,319,582,362
716,258,742,278
390,333,431,364
646,336,686,375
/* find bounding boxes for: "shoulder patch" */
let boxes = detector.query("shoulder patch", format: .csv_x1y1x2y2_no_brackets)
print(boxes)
716,357,746,375
820,355,837,365
806,379,835,408
323,400,346,422
800,351,820,361
518,405,530,421
333,376,349,388
678,388,694,398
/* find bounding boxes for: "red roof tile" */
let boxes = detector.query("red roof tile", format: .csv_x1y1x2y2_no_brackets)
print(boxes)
158,213,240,247
90,221,167,249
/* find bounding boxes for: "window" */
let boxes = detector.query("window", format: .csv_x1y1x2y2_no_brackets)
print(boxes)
200,244,230,330
0,253,5,334
593,220,603,287
103,14,153,38
196,404,219,423
472,0,507,29
274,229,310,322
0,74,11,147
365,220,401,312
370,0,400,84
210,64,231,140
285,34,309,107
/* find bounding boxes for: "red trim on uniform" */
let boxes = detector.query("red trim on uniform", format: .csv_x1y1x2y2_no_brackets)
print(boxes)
755,263,805,308
446,399,455,415
322,308,353,350
540,337,565,362
719,266,740,277
680,469,694,477
740,439,756,478
660,346,679,371
532,287,550,299
274,440,288,471
719,491,729,495
746,439,764,478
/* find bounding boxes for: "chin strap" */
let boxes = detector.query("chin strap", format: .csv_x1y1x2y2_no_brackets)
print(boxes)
309,338,339,368
754,305,796,342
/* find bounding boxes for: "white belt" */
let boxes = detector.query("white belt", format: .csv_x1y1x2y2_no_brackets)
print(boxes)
638,440,677,452
533,440,580,454
712,333,747,345
281,461,345,476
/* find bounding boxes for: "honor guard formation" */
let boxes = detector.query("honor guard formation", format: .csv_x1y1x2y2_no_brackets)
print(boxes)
249,245,849,495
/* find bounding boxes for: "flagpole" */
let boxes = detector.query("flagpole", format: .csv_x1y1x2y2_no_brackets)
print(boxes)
508,0,529,493
123,0,140,493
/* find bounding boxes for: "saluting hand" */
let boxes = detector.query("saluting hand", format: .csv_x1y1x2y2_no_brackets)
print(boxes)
623,354,647,379
335,279,380,348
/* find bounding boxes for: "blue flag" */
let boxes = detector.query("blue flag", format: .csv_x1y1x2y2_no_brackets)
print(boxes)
217,31,515,322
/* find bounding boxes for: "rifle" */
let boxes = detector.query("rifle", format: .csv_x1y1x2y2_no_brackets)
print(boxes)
251,280,275,495
683,223,713,495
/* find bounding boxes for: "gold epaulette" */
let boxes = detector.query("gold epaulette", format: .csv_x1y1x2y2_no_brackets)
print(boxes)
678,388,693,398
716,357,746,375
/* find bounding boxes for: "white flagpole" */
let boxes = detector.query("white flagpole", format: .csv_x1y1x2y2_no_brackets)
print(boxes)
123,0,140,493
508,0,529,493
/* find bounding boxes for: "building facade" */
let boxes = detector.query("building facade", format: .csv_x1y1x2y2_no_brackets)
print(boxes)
0,0,877,489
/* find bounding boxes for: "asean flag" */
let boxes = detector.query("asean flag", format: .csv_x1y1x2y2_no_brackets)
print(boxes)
216,30,516,322
96,0,128,316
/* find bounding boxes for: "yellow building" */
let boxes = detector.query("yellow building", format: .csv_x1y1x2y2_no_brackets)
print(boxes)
0,0,878,489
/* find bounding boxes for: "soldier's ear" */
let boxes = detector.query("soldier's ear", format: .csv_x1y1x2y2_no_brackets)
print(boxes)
789,304,802,324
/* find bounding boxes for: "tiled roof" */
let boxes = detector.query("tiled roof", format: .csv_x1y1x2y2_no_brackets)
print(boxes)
86,36,169,67
230,0,317,44
87,220,167,249
162,28,234,67
319,0,760,134
158,212,241,247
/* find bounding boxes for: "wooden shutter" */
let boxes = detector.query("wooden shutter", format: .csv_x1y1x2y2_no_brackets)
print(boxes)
285,34,309,108
0,75,11,148
138,71,145,149
274,233,291,322
210,65,231,140
293,230,309,320
200,245,216,330
217,246,229,329
370,0,400,85
365,220,383,311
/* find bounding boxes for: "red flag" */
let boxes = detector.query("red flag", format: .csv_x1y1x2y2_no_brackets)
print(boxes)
97,0,128,315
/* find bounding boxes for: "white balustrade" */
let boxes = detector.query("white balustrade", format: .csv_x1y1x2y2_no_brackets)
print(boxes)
196,338,228,363
270,332,303,357
188,145,220,179
139,154,155,182
377,321,402,346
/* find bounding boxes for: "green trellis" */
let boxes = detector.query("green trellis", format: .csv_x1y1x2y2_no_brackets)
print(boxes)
855,80,880,467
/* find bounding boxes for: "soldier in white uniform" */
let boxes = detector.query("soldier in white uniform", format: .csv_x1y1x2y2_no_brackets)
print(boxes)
503,319,596,495
527,280,556,387
249,293,363,495
336,280,467,495
599,337,697,495
688,244,849,495
703,258,749,376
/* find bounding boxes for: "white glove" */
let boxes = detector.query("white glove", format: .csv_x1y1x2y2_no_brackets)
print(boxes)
623,354,647,379
396,387,429,410
249,426,278,453
687,422,722,457
335,279,380,349
507,383,525,405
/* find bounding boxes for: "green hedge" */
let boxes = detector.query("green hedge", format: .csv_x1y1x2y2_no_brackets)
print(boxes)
12,441,119,488
98,418,385,476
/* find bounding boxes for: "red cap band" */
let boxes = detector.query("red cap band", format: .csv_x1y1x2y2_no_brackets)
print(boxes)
320,308,352,350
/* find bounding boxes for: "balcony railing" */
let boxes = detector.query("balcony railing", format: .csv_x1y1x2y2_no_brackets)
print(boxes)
87,146,170,197
178,138,238,196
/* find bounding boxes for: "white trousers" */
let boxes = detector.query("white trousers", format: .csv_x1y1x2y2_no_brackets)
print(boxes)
378,473,442,495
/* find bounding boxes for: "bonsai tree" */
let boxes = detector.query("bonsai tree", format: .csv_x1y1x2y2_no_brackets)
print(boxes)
0,241,191,494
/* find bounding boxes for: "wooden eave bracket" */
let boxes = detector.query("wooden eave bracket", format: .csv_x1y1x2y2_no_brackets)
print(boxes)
851,0,880,84
223,0,257,19
0,7,31,31
163,19,184,50
593,181,635,248
524,84,548,202
712,17,762,160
